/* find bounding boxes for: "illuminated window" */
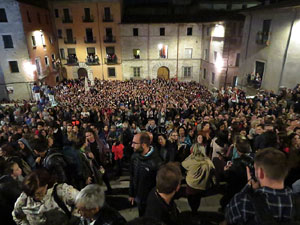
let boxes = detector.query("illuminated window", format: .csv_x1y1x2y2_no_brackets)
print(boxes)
41,34,46,46
133,49,140,59
158,44,168,58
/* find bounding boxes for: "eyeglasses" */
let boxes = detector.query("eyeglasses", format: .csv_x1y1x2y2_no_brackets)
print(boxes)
132,142,140,145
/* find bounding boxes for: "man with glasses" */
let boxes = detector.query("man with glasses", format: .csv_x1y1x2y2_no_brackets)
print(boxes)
128,132,162,216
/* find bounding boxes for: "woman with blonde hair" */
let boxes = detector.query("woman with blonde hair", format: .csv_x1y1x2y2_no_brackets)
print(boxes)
182,139,215,214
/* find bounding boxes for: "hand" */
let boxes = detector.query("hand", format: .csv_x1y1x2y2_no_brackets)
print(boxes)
224,161,232,171
87,152,94,159
246,166,260,189
128,197,135,205
35,157,41,164
86,177,92,184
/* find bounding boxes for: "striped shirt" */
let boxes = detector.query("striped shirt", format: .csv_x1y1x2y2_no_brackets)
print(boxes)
225,184,293,224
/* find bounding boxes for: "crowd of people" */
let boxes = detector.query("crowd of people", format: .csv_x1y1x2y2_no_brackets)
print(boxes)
0,78,300,225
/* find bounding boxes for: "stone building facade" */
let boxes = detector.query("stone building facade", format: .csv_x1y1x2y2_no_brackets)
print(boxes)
121,21,243,89
238,2,300,92
48,0,123,81
0,0,59,100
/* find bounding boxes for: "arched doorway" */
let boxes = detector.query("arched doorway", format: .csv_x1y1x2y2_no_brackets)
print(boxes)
78,68,88,80
157,66,169,80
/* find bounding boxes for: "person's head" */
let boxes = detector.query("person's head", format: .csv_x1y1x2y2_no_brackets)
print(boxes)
5,161,22,179
67,124,73,133
22,169,51,201
254,148,289,187
32,139,48,157
132,133,141,152
202,122,210,131
75,184,105,219
234,135,251,155
158,134,167,147
196,134,204,144
156,162,182,195
85,129,96,143
255,124,264,135
139,132,151,153
37,122,44,131
178,127,186,137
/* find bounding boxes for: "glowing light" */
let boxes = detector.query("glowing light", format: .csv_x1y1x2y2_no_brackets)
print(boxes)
158,44,163,50
215,53,224,72
213,24,225,37
23,61,36,78
32,30,45,46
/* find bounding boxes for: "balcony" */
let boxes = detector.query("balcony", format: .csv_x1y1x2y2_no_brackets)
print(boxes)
105,55,118,64
82,15,94,23
103,15,113,22
84,37,96,43
66,56,78,66
256,31,271,46
62,16,73,23
64,37,76,44
86,55,100,65
104,35,116,43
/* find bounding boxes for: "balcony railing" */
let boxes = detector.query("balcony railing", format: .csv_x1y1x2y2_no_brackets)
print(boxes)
86,56,100,65
64,37,76,44
256,31,271,46
82,15,94,23
104,35,116,43
103,15,113,22
105,55,118,64
84,37,96,43
66,56,78,65
62,16,73,23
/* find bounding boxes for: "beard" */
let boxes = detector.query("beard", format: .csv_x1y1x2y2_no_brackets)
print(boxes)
135,146,143,153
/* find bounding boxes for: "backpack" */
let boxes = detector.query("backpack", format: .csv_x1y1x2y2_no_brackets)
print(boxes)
44,152,76,187
247,192,300,225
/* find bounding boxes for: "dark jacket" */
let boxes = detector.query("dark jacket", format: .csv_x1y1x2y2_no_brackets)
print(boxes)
129,147,163,203
93,204,126,225
0,175,22,225
145,188,179,225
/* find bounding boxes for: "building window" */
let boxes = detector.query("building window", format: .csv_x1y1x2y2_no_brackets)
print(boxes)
108,67,116,77
37,13,41,24
206,27,210,36
214,51,217,62
49,36,53,45
60,48,65,59
27,10,31,23
203,68,206,79
0,8,7,22
54,9,59,18
183,67,192,78
104,7,112,21
187,27,193,36
204,49,208,61
31,36,36,47
133,67,140,77
159,44,168,58
184,48,192,59
45,56,49,66
57,29,62,38
235,53,240,67
263,19,271,33
133,28,138,36
9,61,19,73
41,34,46,46
212,72,215,84
51,54,55,61
133,49,140,59
2,35,13,48
160,28,165,36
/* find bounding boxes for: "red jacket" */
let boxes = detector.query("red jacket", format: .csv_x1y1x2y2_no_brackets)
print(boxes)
112,144,124,160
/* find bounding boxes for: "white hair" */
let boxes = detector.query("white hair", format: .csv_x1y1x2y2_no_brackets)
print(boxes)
75,184,105,209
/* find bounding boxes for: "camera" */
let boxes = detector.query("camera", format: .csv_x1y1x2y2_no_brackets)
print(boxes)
241,155,257,182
